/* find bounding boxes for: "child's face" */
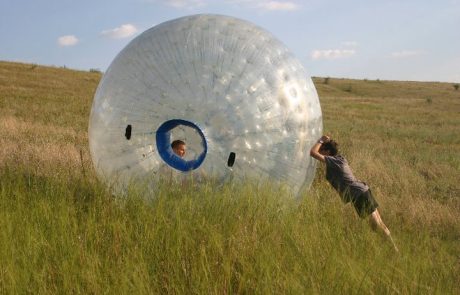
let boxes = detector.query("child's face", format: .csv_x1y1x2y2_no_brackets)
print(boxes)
173,144,186,158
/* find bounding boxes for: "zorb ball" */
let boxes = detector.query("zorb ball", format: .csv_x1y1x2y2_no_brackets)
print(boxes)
89,14,322,196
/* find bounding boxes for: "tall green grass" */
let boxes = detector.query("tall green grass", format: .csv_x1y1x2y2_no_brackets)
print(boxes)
0,165,458,294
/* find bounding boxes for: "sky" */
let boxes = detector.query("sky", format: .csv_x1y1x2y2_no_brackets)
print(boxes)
1,0,459,83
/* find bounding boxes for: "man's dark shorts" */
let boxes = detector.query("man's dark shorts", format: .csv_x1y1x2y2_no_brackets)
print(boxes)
353,189,379,218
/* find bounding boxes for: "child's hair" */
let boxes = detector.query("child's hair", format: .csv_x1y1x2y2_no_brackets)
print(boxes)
321,140,339,156
171,139,185,149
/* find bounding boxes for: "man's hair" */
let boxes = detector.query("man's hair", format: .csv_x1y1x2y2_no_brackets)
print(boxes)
321,140,339,156
171,139,185,149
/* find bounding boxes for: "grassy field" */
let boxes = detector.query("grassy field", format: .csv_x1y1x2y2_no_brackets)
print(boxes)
0,61,459,294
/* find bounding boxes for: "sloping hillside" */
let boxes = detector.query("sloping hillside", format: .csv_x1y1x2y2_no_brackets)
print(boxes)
0,60,459,293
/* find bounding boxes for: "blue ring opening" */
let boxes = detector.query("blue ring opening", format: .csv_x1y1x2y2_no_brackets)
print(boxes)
156,119,207,172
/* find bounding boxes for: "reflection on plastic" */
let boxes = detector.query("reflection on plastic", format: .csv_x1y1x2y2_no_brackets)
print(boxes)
88,14,323,196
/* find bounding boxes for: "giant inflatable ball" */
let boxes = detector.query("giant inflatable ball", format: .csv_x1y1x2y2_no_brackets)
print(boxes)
89,14,322,196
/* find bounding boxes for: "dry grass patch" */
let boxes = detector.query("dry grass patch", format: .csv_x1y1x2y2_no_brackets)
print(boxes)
0,115,90,177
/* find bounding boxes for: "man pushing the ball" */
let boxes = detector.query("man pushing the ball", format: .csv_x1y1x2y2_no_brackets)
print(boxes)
310,135,398,252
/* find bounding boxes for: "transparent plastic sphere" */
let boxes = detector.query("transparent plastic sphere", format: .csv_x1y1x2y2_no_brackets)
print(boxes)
89,14,322,196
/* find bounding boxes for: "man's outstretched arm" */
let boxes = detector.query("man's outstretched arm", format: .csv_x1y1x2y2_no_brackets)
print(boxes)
309,135,330,163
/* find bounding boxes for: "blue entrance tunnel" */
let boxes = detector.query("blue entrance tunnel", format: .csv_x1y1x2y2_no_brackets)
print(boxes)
156,119,207,172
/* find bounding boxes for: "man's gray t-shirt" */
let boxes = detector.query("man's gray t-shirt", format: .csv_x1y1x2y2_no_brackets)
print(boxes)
324,155,369,203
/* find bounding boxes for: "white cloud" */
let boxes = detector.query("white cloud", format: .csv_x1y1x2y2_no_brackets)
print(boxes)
311,49,356,60
100,24,138,39
162,0,206,8
258,1,299,11
226,0,300,11
57,35,78,47
152,0,300,10
391,50,423,58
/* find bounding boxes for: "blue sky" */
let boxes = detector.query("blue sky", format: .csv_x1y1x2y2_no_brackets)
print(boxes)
1,0,459,82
